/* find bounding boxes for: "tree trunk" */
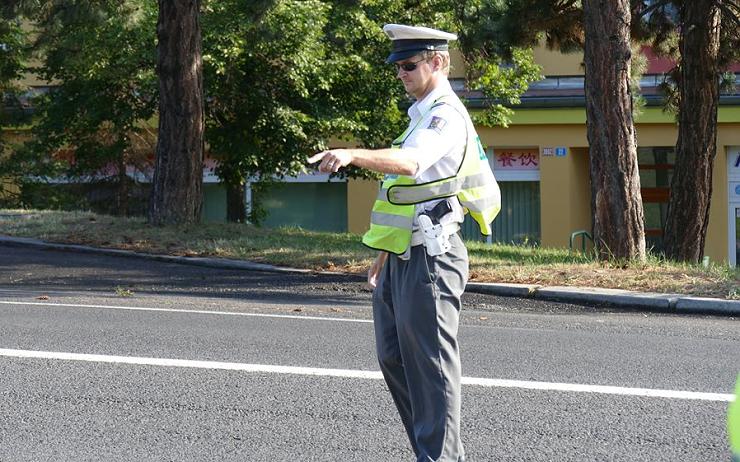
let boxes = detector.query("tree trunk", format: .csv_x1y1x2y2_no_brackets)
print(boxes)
583,0,646,261
663,1,721,263
148,0,204,225
226,182,246,223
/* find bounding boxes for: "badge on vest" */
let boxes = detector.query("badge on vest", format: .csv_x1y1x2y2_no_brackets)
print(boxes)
427,116,447,134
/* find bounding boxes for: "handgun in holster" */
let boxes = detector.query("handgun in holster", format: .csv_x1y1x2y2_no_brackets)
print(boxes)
417,199,453,257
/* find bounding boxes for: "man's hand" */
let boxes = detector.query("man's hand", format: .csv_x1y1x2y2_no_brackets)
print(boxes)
366,252,388,290
307,149,353,173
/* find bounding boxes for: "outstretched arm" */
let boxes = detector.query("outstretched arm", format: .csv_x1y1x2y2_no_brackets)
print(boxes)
307,148,419,176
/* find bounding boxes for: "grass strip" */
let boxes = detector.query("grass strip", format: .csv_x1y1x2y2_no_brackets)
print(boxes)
1,209,738,299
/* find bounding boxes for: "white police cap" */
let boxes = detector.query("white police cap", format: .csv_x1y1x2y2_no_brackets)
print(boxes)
382,24,458,63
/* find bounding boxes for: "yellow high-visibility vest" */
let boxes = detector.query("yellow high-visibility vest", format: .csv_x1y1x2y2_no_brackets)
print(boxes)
729,374,740,460
362,96,501,254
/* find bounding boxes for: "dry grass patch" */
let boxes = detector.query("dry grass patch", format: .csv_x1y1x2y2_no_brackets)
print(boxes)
1,209,738,299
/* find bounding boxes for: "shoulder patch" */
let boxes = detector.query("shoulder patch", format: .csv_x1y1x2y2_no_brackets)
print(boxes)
427,116,447,134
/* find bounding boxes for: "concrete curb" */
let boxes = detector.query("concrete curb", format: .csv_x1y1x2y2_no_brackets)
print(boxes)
674,297,740,316
534,286,678,312
1,235,738,316
466,282,540,298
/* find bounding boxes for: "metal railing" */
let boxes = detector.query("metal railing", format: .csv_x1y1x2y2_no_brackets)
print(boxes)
569,230,594,254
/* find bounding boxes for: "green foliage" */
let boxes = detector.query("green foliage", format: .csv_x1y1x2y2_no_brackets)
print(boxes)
0,16,30,132
5,0,548,218
0,18,26,95
467,48,543,127
454,0,669,123
632,0,740,114
368,0,545,128
632,0,739,66
631,43,648,117
450,1,549,127
452,0,584,54
202,0,412,192
2,0,158,213
0,13,31,208
202,0,543,191
203,0,346,187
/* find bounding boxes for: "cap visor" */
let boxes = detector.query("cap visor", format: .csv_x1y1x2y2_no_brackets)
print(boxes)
385,49,422,64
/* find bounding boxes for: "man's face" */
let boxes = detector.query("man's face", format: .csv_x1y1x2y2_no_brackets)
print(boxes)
394,54,433,98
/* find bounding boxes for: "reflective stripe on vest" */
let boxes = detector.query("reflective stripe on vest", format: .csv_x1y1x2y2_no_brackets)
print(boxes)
370,211,414,229
387,171,492,204
362,95,501,254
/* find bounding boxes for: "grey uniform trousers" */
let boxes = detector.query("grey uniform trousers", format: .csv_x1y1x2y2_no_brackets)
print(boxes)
372,232,468,462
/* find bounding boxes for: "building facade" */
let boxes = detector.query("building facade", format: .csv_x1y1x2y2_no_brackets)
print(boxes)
239,46,740,264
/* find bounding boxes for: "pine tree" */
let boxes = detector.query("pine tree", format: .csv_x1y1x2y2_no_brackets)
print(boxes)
634,0,740,262
148,0,205,225
456,0,647,261
583,0,645,261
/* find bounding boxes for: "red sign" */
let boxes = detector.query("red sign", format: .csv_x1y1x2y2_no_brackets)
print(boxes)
494,149,540,170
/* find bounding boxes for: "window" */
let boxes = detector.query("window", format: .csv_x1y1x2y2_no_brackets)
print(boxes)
638,146,675,251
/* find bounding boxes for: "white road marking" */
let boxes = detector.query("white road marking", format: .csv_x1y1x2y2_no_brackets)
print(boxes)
0,300,373,324
0,348,733,402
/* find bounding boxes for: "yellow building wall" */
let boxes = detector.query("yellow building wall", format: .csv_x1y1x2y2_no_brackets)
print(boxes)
539,147,592,248
451,42,586,79
449,50,466,80
347,178,379,234
454,43,586,78
532,46,584,76
478,124,590,248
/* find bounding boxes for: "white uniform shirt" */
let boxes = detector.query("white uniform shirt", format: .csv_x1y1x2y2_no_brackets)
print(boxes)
399,79,467,229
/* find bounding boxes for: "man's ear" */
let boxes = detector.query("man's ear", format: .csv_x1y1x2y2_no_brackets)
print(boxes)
430,54,442,72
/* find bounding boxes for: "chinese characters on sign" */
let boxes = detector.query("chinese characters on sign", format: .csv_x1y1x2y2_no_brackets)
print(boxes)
494,149,540,170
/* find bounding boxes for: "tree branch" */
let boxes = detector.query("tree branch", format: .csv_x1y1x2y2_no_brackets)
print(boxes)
718,2,740,29
723,0,740,11
635,0,673,19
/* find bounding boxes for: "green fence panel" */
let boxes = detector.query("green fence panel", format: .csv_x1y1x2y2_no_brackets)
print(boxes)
255,182,348,232
202,184,227,223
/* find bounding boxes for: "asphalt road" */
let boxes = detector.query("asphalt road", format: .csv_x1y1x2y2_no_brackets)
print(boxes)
0,245,738,461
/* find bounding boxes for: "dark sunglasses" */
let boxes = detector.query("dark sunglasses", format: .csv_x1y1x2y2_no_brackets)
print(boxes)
394,58,427,72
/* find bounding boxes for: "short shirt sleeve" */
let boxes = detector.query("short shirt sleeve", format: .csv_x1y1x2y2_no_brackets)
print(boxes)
400,103,466,179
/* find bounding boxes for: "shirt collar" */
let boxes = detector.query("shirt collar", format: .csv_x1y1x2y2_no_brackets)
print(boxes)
408,79,454,120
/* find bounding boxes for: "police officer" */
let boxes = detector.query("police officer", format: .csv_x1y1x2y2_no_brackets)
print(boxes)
309,24,500,462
